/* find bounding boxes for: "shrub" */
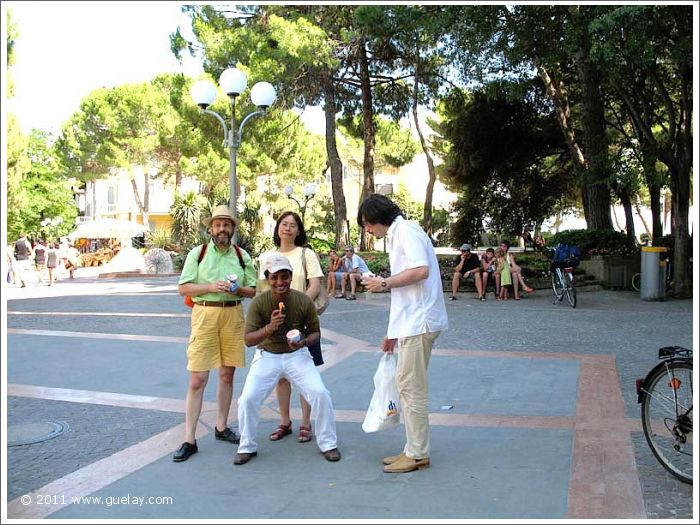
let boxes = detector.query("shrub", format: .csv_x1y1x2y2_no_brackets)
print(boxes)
549,229,638,258
360,252,390,276
146,229,173,249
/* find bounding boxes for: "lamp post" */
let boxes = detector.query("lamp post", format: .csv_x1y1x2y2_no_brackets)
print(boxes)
284,183,318,224
191,68,277,240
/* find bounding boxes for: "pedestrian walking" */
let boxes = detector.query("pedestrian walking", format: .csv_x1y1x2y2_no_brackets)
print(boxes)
13,233,34,288
65,243,80,279
34,240,47,284
46,242,60,286
358,194,448,474
172,205,258,462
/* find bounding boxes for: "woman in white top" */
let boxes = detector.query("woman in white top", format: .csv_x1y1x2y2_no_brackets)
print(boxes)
257,211,324,444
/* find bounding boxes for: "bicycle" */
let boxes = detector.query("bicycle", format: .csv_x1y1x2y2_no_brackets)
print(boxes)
631,255,674,292
547,249,578,308
636,346,693,484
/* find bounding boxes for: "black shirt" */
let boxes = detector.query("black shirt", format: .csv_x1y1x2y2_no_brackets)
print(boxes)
454,252,480,275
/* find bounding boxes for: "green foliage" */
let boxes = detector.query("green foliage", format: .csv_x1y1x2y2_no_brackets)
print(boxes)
146,228,173,250
170,191,208,250
7,131,78,241
357,252,390,276
431,208,451,246
391,185,423,222
438,80,577,245
549,229,637,258
337,115,420,169
5,113,30,227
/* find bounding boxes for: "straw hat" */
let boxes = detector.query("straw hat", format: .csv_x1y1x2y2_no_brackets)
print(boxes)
202,205,240,228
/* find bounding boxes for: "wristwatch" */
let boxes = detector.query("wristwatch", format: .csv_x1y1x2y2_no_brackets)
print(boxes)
381,278,387,288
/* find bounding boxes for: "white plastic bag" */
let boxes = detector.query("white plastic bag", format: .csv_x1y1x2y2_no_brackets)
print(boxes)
362,352,401,433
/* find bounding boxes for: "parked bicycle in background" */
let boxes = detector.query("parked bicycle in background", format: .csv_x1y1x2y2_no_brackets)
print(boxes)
548,243,581,308
636,346,693,484
631,254,673,292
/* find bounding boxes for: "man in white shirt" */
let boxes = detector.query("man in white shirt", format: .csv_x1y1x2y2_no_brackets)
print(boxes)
358,194,448,474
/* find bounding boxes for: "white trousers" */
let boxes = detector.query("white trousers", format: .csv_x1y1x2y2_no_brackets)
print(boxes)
237,348,338,454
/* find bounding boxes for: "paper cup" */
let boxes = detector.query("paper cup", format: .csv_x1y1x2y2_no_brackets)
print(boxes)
286,329,301,344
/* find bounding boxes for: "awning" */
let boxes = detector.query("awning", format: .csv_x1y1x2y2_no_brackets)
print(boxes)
67,218,148,240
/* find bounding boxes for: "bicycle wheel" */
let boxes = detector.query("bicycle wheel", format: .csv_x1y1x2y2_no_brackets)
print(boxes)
565,273,577,308
632,273,641,292
551,270,563,302
641,360,693,484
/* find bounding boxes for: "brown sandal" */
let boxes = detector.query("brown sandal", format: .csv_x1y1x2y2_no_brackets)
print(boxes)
269,422,292,441
298,425,313,443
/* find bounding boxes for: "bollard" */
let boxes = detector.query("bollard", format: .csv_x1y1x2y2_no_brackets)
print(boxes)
640,247,667,301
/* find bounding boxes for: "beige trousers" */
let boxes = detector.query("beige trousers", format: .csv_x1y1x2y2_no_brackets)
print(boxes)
396,331,440,459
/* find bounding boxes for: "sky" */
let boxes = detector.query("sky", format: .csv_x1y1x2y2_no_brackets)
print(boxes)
3,1,327,136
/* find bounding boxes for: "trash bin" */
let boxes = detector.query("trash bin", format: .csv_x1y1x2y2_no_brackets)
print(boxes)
640,246,667,301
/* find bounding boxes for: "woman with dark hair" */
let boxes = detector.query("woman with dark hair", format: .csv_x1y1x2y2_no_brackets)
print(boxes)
257,211,325,444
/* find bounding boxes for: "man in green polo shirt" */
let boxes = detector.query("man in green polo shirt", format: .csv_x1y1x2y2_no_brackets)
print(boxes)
172,205,258,462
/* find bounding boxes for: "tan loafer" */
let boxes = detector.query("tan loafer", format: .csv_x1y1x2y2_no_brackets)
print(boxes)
382,452,405,465
383,454,430,473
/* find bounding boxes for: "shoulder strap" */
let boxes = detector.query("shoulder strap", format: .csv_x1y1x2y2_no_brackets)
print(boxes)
196,243,207,265
233,245,245,269
196,243,245,269
301,247,308,283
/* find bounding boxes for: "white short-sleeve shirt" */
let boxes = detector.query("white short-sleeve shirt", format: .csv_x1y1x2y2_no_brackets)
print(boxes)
385,216,448,339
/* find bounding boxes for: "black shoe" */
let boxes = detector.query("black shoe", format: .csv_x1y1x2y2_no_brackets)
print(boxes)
215,426,240,444
480,295,486,301
449,296,457,301
233,451,257,465
322,448,341,462
172,441,198,462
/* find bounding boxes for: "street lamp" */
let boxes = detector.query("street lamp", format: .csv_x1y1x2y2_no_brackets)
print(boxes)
191,67,277,238
284,183,318,223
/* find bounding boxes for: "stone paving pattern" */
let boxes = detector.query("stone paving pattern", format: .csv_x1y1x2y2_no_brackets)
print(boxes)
7,397,182,500
4,273,695,519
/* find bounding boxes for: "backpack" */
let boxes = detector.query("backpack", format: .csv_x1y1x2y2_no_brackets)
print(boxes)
553,243,581,267
184,243,246,308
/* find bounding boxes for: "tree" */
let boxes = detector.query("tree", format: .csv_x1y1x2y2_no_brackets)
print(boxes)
57,82,178,227
337,115,419,173
170,191,208,249
446,5,615,230
589,5,693,297
352,5,448,235
437,81,576,244
5,10,31,233
171,5,351,247
10,132,77,241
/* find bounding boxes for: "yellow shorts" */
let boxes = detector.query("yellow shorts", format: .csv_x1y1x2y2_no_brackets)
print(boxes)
186,304,246,372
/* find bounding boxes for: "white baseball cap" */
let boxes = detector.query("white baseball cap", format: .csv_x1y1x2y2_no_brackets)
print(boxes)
263,253,294,277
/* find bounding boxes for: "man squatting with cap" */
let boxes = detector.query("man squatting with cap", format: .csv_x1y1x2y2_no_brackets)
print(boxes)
233,253,341,465
172,205,257,462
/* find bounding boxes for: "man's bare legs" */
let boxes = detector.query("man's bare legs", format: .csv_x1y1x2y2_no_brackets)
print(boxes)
216,366,235,433
185,371,210,443
348,273,362,296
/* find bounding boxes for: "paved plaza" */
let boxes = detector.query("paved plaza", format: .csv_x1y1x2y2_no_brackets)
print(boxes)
3,269,696,521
